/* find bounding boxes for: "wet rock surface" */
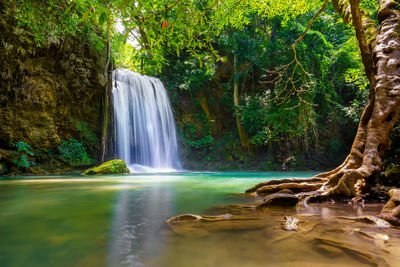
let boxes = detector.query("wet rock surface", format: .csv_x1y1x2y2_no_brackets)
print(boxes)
341,215,391,228
281,216,299,231
379,189,400,226
257,193,299,208
162,199,400,267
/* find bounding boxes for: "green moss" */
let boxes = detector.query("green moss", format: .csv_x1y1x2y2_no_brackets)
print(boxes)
82,159,130,175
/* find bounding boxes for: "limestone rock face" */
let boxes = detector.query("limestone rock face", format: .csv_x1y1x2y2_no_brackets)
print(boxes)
0,9,106,173
82,160,130,175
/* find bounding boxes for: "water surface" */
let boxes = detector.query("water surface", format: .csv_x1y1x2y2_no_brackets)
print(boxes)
0,172,398,266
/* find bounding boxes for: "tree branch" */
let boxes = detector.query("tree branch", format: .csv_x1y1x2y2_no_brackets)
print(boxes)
291,0,329,50
142,0,181,21
349,0,375,83
332,0,377,82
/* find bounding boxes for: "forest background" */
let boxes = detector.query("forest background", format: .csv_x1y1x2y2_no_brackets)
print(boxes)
1,0,399,174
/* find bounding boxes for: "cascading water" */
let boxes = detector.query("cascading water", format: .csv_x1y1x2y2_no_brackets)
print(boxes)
112,68,181,172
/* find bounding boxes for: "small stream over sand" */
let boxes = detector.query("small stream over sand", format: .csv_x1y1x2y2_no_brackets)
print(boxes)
0,172,398,266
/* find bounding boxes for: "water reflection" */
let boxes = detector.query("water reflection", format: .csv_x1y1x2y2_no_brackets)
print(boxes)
108,183,175,267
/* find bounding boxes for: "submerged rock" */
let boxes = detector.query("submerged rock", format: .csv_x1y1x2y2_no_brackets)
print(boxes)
352,228,389,241
166,213,265,237
354,216,391,228
281,216,299,231
256,193,299,208
339,215,391,228
82,159,130,175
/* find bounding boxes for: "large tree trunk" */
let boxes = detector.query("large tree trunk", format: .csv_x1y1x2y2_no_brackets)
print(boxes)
233,54,250,150
316,0,400,197
248,0,400,200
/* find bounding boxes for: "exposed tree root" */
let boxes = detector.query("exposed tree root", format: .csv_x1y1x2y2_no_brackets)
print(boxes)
245,177,326,194
317,0,400,197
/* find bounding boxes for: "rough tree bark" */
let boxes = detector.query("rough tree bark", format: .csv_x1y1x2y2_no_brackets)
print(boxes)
317,0,400,197
248,0,400,200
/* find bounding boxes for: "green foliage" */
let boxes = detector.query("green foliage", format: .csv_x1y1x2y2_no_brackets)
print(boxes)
342,89,369,124
183,122,215,160
58,139,94,167
111,0,223,74
11,141,35,170
7,0,378,168
68,120,98,150
13,155,31,169
329,139,342,155
240,94,315,146
12,141,34,156
12,0,105,50
213,0,316,29
163,58,215,96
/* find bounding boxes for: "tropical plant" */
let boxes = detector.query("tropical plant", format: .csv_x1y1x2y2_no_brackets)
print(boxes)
58,139,94,167
11,141,35,170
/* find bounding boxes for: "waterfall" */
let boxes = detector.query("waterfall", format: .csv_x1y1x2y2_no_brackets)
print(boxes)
112,68,181,172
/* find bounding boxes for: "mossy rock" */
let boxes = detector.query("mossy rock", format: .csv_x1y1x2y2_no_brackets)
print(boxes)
82,159,130,175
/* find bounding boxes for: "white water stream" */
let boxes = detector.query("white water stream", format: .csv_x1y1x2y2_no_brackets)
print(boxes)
112,68,181,172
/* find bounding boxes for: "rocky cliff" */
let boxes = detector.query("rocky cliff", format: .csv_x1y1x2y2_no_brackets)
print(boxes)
0,9,106,174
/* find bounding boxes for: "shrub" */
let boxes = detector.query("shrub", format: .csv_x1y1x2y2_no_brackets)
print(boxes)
58,139,94,167
12,141,34,156
11,141,35,170
183,122,215,159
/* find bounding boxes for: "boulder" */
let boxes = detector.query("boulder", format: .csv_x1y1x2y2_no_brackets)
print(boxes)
82,159,130,175
166,213,266,237
281,216,299,231
256,193,299,208
378,189,400,226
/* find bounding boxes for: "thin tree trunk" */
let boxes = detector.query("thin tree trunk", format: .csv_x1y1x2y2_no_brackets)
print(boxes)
100,23,111,163
233,54,250,150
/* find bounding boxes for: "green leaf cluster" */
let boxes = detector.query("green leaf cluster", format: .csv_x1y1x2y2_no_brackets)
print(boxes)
58,139,94,167
11,141,35,170
11,0,105,50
